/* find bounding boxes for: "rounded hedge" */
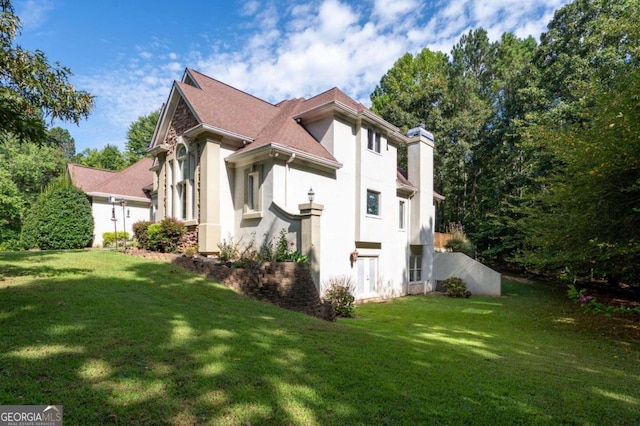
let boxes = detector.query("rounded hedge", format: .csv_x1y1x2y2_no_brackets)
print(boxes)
22,180,94,250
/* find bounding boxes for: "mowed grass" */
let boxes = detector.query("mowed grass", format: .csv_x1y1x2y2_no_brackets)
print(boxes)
1,251,639,425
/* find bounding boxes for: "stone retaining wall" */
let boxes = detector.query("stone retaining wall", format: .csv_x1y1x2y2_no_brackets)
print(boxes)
128,251,334,320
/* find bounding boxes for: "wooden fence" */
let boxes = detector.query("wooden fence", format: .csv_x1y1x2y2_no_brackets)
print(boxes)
435,232,454,249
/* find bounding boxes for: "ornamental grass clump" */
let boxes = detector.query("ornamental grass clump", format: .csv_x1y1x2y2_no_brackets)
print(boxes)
323,275,356,317
444,222,474,257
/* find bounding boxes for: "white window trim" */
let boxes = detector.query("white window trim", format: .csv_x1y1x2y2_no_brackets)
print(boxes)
366,127,382,154
244,167,263,219
409,254,423,283
366,189,381,218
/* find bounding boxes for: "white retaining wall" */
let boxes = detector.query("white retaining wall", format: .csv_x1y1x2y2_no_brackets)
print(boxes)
433,252,501,296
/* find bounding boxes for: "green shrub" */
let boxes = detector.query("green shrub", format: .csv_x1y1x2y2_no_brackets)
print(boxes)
147,223,161,251
218,234,240,262
102,231,129,247
183,245,198,257
290,251,309,264
232,258,255,269
323,275,356,317
444,222,474,257
132,220,153,250
138,218,185,253
21,177,94,250
258,234,274,262
274,228,291,261
441,276,471,298
0,238,23,252
157,218,185,253
445,238,474,257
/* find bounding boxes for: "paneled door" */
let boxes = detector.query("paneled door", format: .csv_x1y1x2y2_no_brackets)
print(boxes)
357,256,378,298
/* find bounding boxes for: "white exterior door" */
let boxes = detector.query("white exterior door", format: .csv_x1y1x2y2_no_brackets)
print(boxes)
357,257,378,298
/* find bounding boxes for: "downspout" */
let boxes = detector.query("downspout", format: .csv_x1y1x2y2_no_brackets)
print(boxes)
285,153,296,206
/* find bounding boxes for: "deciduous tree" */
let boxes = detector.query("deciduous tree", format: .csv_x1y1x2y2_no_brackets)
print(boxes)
125,109,159,164
0,0,93,144
73,144,127,171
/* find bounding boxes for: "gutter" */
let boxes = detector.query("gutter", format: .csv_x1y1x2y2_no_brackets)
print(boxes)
226,142,343,170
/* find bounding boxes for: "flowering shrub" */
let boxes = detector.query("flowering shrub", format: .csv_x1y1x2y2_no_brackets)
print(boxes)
567,284,640,316
274,229,291,261
257,229,308,263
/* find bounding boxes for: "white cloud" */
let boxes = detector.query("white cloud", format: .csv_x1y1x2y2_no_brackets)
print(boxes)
373,0,421,25
15,0,54,29
71,0,571,150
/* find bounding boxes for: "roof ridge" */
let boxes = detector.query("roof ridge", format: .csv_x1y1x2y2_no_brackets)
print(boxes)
186,68,276,108
67,162,117,174
91,158,153,194
263,98,305,142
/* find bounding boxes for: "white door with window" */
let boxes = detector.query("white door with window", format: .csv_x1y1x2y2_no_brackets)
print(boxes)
357,257,378,298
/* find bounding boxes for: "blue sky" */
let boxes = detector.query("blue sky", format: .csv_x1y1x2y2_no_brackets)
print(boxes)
14,0,569,153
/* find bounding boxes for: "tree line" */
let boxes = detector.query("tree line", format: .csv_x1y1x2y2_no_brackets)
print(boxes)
371,0,639,285
2,0,639,286
0,0,158,248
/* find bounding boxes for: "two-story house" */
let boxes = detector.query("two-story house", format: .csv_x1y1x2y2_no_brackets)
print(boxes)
148,68,439,300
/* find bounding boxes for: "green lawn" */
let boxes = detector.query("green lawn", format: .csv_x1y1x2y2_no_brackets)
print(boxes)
1,250,639,425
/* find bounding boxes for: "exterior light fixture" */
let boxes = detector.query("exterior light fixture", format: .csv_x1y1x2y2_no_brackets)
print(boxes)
109,195,118,251
119,199,127,251
308,187,315,203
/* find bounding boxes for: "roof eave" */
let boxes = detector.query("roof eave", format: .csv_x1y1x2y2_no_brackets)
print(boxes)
293,100,356,122
148,143,170,156
86,192,151,203
397,182,418,193
293,100,407,144
184,123,254,145
226,142,342,171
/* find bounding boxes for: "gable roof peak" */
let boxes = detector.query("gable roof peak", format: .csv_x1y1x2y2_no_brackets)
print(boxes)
184,68,275,108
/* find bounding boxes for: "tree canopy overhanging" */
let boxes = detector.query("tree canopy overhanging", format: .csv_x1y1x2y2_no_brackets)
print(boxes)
0,0,94,144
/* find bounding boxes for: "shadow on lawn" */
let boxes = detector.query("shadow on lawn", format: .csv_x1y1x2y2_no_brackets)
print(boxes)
1,252,639,424
0,250,91,279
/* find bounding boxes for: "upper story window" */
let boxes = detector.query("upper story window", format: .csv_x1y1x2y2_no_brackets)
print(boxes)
367,190,380,216
399,200,405,230
177,145,188,179
367,128,381,153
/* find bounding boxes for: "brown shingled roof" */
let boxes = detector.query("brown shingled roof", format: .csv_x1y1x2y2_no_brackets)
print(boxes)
176,69,340,164
298,87,368,116
396,168,417,191
179,69,280,139
67,158,154,200
67,163,116,192
234,98,338,162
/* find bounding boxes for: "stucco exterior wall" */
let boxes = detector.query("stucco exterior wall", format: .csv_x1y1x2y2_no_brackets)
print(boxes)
90,197,151,247
152,89,436,301
299,119,413,300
